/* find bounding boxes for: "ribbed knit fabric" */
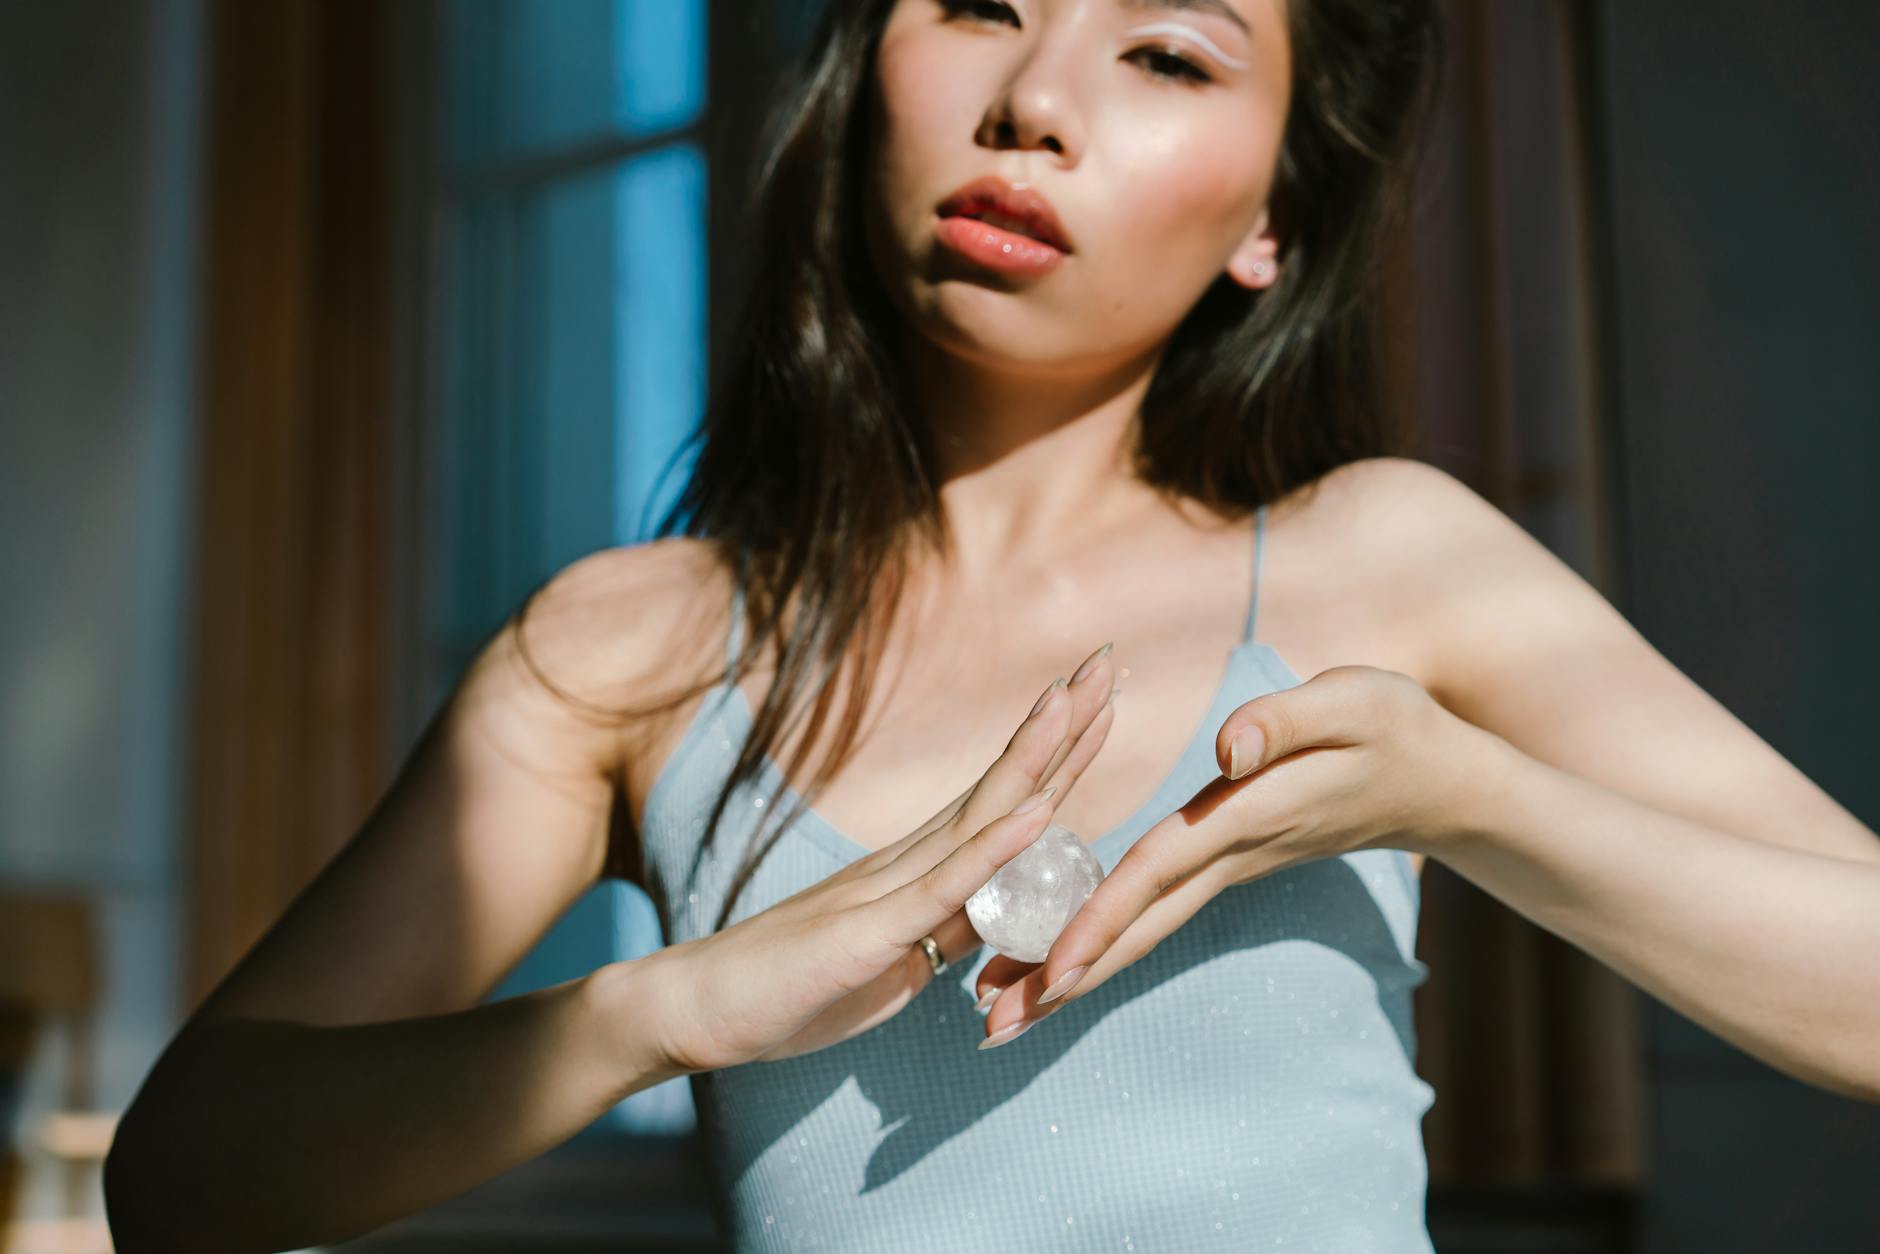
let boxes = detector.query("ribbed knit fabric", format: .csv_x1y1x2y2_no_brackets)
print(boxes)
638,504,1437,1252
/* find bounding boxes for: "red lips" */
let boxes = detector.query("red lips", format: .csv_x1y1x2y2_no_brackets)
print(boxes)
936,174,1074,254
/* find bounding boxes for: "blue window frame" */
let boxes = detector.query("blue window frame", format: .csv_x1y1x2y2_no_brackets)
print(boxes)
429,0,711,1138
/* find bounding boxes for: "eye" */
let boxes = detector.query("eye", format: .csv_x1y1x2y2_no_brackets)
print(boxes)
937,0,1018,25
1128,45,1212,85
935,1,1213,86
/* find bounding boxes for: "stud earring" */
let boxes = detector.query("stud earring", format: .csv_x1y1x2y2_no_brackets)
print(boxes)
1251,259,1273,278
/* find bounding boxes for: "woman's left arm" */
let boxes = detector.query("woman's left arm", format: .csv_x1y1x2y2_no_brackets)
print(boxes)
1416,721,1880,1103
980,459,1880,1101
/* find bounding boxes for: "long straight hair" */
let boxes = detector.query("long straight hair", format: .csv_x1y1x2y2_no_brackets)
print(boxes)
518,0,1448,931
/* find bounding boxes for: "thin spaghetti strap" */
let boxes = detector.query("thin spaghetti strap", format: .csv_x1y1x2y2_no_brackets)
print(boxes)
1240,503,1267,644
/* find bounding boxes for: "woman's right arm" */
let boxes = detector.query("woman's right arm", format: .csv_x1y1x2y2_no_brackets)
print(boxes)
103,542,715,1253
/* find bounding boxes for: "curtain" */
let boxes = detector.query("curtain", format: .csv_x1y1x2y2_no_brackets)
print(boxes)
1387,0,1649,1192
182,0,407,1011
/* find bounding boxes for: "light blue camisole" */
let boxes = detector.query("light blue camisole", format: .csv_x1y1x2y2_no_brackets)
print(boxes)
637,504,1437,1252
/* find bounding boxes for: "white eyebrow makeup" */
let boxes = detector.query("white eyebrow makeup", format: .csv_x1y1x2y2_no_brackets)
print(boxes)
1120,20,1250,70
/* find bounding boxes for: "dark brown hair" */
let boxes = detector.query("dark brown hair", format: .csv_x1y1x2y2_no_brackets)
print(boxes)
517,0,1448,931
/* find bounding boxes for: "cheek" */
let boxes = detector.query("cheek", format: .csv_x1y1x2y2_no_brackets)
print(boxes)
872,33,981,222
1105,113,1269,264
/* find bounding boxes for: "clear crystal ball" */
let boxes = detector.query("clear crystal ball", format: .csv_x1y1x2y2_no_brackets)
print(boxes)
965,823,1106,963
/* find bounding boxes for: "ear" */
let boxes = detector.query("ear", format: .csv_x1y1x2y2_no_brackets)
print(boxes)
1225,203,1282,291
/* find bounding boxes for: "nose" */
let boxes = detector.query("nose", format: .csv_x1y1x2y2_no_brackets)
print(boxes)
975,30,1084,162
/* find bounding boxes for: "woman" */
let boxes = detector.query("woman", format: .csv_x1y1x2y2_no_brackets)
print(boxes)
106,0,1880,1250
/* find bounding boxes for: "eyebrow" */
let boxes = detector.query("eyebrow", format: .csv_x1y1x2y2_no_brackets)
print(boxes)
1117,0,1252,38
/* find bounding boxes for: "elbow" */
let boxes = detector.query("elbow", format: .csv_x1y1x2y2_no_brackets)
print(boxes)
1792,1028,1880,1106
104,1062,240,1253
1823,1070,1880,1106
104,1116,248,1254
1841,1058,1880,1107
103,1113,174,1253
1830,1019,1880,1105
104,1046,200,1252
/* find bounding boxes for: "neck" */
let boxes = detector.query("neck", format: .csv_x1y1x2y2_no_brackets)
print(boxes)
902,326,1172,578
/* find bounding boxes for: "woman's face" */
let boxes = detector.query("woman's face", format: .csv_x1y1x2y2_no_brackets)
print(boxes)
863,0,1292,375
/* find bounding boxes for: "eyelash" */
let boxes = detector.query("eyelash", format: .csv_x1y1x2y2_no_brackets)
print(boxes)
935,0,1215,85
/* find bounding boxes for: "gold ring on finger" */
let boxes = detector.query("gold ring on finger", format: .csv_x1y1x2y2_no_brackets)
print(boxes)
916,934,948,976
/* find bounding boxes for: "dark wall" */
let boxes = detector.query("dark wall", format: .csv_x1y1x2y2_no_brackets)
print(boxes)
1597,2,1880,1249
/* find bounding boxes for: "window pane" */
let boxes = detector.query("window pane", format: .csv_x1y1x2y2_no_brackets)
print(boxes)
434,173,620,665
436,147,709,1135
616,143,708,544
435,0,711,1141
431,142,707,659
617,0,709,135
444,0,706,169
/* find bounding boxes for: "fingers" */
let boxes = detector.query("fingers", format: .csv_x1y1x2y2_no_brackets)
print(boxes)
957,641,1119,837
971,952,1040,1012
863,678,1069,884
885,647,1117,887
979,840,1223,1035
855,783,1062,955
844,643,1121,885
842,778,979,877
1215,665,1385,780
896,686,1120,892
901,894,996,991
1031,814,1220,1005
962,694,1121,1010
978,790,1227,1023
933,691,1110,991
1040,688,1116,799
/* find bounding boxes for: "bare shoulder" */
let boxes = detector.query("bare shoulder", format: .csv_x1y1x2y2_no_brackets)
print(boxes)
1286,454,1498,551
181,537,739,1027
1269,457,1512,880
1262,456,1502,692
504,535,737,770
484,536,742,885
1315,457,1595,688
1320,459,1880,871
1284,454,1592,694
510,536,732,686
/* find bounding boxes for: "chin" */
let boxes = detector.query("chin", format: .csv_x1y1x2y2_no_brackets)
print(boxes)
933,319,1108,380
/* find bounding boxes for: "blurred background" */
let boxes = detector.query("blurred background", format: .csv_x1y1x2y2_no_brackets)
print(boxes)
3,0,1877,1250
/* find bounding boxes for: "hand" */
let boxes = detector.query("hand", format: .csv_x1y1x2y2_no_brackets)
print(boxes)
650,642,1122,1073
973,664,1492,1041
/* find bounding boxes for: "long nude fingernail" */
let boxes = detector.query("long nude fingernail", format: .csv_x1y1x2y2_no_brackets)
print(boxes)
1037,964,1087,1005
973,986,1002,1013
1029,677,1067,718
1071,641,1114,686
978,1019,1035,1051
1009,785,1056,816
